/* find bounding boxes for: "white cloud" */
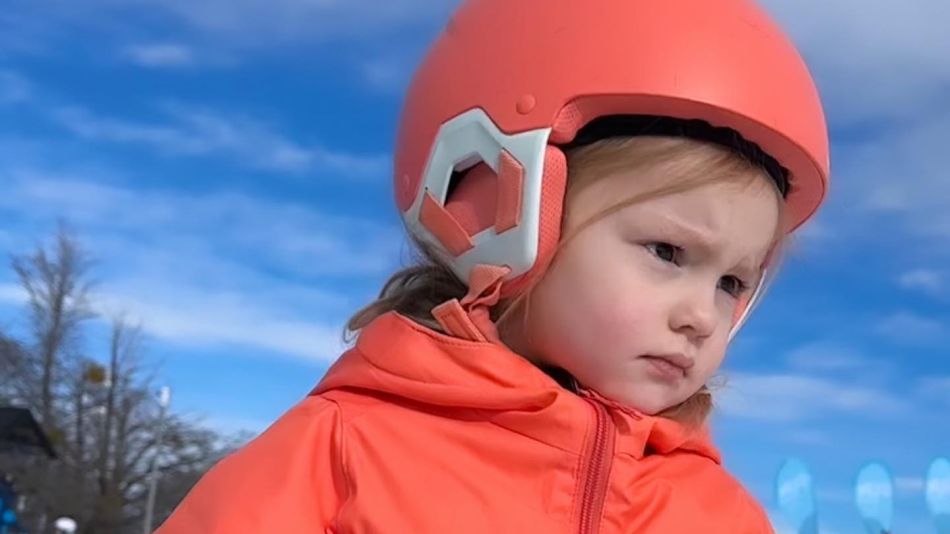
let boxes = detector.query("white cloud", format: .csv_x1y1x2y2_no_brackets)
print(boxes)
790,104,950,260
140,0,456,45
360,55,414,92
717,372,909,422
875,311,946,344
785,342,868,372
2,170,402,277
3,245,353,363
739,2,950,257
845,109,950,223
1,0,455,56
3,0,945,122
899,269,945,296
48,103,389,177
760,0,950,126
97,280,348,362
123,43,194,68
0,169,405,362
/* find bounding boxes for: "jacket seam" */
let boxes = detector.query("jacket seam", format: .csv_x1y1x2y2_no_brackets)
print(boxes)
487,419,580,455
326,397,351,519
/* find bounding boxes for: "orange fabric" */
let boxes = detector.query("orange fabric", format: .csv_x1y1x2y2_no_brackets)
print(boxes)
432,264,509,343
494,149,524,233
158,313,775,534
420,190,475,256
503,147,567,297
445,162,498,236
432,298,487,342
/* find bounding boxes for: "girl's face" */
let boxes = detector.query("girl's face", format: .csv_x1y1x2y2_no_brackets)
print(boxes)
502,169,780,415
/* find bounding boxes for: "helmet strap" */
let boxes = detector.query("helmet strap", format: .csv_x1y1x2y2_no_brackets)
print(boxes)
432,264,510,343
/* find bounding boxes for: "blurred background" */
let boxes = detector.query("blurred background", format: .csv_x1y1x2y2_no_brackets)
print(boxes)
0,0,947,532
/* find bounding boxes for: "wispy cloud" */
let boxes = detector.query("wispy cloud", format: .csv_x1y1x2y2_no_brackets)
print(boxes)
97,280,349,363
751,1,950,258
875,311,947,345
1,0,455,57
761,0,950,126
137,0,456,45
900,269,945,296
359,54,415,92
3,243,352,363
122,43,195,68
785,342,869,373
48,103,389,177
0,72,389,178
849,109,950,216
0,167,403,362
780,342,896,386
3,169,402,278
717,372,909,422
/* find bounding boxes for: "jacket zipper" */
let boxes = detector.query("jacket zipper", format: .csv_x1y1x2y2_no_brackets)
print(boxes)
578,399,615,534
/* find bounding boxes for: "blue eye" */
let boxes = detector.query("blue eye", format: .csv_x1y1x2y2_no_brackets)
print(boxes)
645,242,682,265
719,275,749,298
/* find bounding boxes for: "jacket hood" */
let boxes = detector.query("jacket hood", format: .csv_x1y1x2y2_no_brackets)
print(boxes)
314,312,721,462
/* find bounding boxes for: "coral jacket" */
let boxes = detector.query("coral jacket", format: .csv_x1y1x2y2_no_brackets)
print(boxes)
158,312,773,533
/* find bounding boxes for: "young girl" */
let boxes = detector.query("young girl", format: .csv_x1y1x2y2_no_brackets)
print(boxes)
158,0,829,532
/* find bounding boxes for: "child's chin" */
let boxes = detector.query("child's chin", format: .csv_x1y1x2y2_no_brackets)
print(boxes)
613,392,671,416
595,379,685,416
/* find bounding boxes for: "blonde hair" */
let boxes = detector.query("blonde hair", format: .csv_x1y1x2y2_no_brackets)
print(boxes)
346,135,786,428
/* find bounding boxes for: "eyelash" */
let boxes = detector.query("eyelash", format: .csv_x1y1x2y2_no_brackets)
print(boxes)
644,242,750,298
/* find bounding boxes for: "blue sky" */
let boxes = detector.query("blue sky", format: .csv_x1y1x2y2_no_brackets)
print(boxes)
0,1,947,532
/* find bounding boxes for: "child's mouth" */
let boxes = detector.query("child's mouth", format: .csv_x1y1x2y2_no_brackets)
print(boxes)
640,354,690,381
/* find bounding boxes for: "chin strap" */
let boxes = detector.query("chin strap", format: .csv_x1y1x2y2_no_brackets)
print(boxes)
432,264,510,344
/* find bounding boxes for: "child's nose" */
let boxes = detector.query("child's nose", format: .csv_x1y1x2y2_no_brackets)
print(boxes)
668,285,718,341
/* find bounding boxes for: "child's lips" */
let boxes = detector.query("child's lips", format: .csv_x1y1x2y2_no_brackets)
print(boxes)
640,353,694,378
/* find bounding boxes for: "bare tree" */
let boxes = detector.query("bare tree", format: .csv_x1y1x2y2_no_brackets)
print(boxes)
1,228,241,533
10,223,94,429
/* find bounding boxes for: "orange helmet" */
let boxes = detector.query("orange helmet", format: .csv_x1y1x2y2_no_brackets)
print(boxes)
394,0,830,323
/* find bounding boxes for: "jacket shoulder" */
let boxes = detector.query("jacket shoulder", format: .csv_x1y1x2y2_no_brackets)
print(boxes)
157,395,348,534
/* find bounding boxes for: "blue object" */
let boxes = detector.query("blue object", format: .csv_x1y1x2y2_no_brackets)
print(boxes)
855,462,894,534
776,458,819,534
928,458,950,534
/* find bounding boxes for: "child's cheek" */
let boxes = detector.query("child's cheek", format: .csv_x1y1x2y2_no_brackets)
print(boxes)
584,284,650,356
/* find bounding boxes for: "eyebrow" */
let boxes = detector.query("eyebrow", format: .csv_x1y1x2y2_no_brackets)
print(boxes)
650,213,765,280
